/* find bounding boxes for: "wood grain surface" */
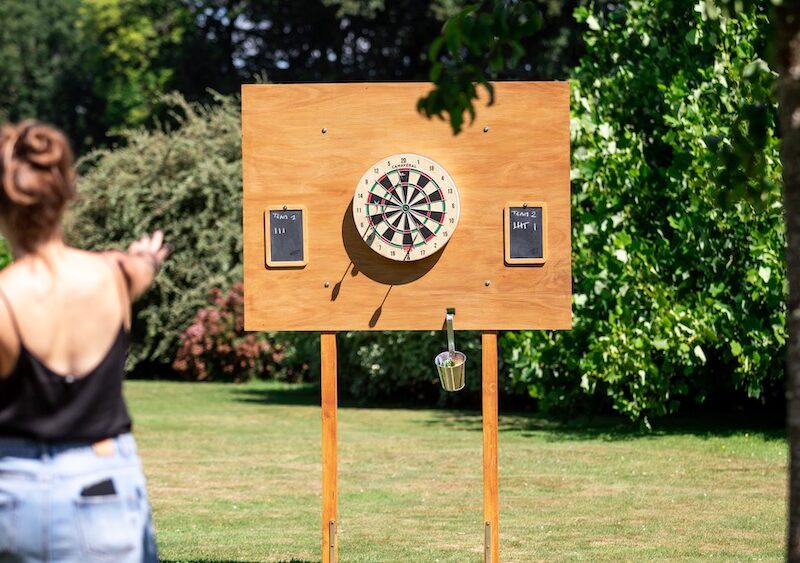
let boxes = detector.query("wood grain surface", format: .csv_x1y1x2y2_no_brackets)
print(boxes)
242,82,571,331
482,331,500,563
321,333,338,562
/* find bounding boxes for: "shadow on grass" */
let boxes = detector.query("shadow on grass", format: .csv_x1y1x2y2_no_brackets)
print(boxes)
231,382,484,411
230,382,784,443
232,383,320,407
231,382,430,410
417,409,784,442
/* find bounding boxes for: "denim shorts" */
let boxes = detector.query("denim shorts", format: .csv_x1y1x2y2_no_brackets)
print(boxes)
0,432,158,563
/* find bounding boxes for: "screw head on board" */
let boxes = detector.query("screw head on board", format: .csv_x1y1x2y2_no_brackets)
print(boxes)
483,126,490,133
324,281,330,288
485,280,491,287
321,127,328,134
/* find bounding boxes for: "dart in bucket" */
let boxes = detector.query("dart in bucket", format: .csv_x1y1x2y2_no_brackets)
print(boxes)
434,308,466,392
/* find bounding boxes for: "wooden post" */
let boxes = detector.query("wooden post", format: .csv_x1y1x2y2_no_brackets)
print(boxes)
321,332,338,563
482,331,499,563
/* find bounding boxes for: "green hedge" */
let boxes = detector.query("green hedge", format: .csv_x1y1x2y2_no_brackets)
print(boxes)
66,93,244,370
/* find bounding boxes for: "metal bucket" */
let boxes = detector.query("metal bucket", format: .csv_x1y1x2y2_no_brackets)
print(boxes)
435,351,467,392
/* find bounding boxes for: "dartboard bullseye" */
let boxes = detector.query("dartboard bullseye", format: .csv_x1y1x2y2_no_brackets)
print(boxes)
353,153,461,261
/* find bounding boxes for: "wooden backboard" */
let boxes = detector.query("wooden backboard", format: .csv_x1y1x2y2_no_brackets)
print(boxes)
242,82,571,331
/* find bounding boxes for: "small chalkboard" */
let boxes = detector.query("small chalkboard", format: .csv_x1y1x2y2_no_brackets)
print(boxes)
504,202,547,265
265,205,308,267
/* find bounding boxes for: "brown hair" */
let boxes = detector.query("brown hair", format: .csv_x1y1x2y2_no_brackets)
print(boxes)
0,120,76,252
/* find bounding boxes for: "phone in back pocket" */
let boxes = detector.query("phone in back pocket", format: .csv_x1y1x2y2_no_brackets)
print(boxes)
80,478,116,497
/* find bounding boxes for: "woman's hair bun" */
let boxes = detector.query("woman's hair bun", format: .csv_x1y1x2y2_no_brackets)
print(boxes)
17,122,66,168
1,120,75,207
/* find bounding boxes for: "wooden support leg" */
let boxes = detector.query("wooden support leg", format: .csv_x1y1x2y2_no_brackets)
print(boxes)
321,332,338,563
482,331,499,563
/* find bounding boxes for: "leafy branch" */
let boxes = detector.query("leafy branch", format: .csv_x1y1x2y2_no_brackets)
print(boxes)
417,0,541,134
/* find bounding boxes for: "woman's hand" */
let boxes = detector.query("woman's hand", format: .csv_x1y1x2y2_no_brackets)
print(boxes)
127,230,171,273
118,230,172,300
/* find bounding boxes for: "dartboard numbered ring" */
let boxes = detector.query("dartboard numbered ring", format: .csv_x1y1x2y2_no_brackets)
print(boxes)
353,153,461,262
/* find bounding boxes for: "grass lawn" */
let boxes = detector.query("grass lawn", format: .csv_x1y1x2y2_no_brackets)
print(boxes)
126,379,787,562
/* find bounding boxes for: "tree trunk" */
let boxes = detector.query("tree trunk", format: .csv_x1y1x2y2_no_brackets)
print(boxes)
778,4,800,561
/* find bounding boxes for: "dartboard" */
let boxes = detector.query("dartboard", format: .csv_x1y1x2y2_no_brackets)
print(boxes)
353,153,461,261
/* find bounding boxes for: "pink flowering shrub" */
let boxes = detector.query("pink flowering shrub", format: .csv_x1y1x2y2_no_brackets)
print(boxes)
173,283,287,382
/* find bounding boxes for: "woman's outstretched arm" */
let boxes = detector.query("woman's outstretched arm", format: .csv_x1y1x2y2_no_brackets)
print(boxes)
111,230,171,301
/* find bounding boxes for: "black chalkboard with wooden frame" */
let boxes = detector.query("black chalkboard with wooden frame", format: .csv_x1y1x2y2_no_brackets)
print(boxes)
504,202,547,265
265,205,308,267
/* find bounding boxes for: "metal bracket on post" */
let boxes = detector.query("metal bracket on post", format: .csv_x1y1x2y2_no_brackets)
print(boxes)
435,308,467,392
445,308,456,356
485,521,491,562
329,520,336,562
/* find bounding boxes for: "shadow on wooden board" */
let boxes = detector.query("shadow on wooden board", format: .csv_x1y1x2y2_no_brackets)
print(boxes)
341,200,443,286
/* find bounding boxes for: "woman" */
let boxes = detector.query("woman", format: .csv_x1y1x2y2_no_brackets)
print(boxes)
0,120,168,562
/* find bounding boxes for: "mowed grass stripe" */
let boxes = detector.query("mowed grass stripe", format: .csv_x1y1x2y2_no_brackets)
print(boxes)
125,379,786,562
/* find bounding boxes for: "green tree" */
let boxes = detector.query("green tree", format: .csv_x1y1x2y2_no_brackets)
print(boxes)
171,0,583,98
418,0,542,132
0,1,589,150
531,2,782,422
423,1,784,423
0,0,100,150
77,0,190,133
0,0,192,150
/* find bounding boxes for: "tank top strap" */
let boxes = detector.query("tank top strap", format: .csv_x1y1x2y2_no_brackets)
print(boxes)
0,286,22,341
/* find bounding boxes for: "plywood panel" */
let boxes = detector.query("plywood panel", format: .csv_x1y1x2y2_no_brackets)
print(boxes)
242,82,571,331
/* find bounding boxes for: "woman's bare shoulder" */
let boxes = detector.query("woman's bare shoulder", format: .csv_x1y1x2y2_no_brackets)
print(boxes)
0,259,29,291
72,247,121,262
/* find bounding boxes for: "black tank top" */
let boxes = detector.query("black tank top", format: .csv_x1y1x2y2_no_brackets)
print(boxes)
0,266,133,442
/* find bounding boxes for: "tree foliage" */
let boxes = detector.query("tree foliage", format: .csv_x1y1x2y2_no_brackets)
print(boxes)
0,1,589,151
422,0,784,422
77,0,190,133
175,0,583,89
0,0,97,150
513,2,783,422
418,0,542,133
0,0,189,150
